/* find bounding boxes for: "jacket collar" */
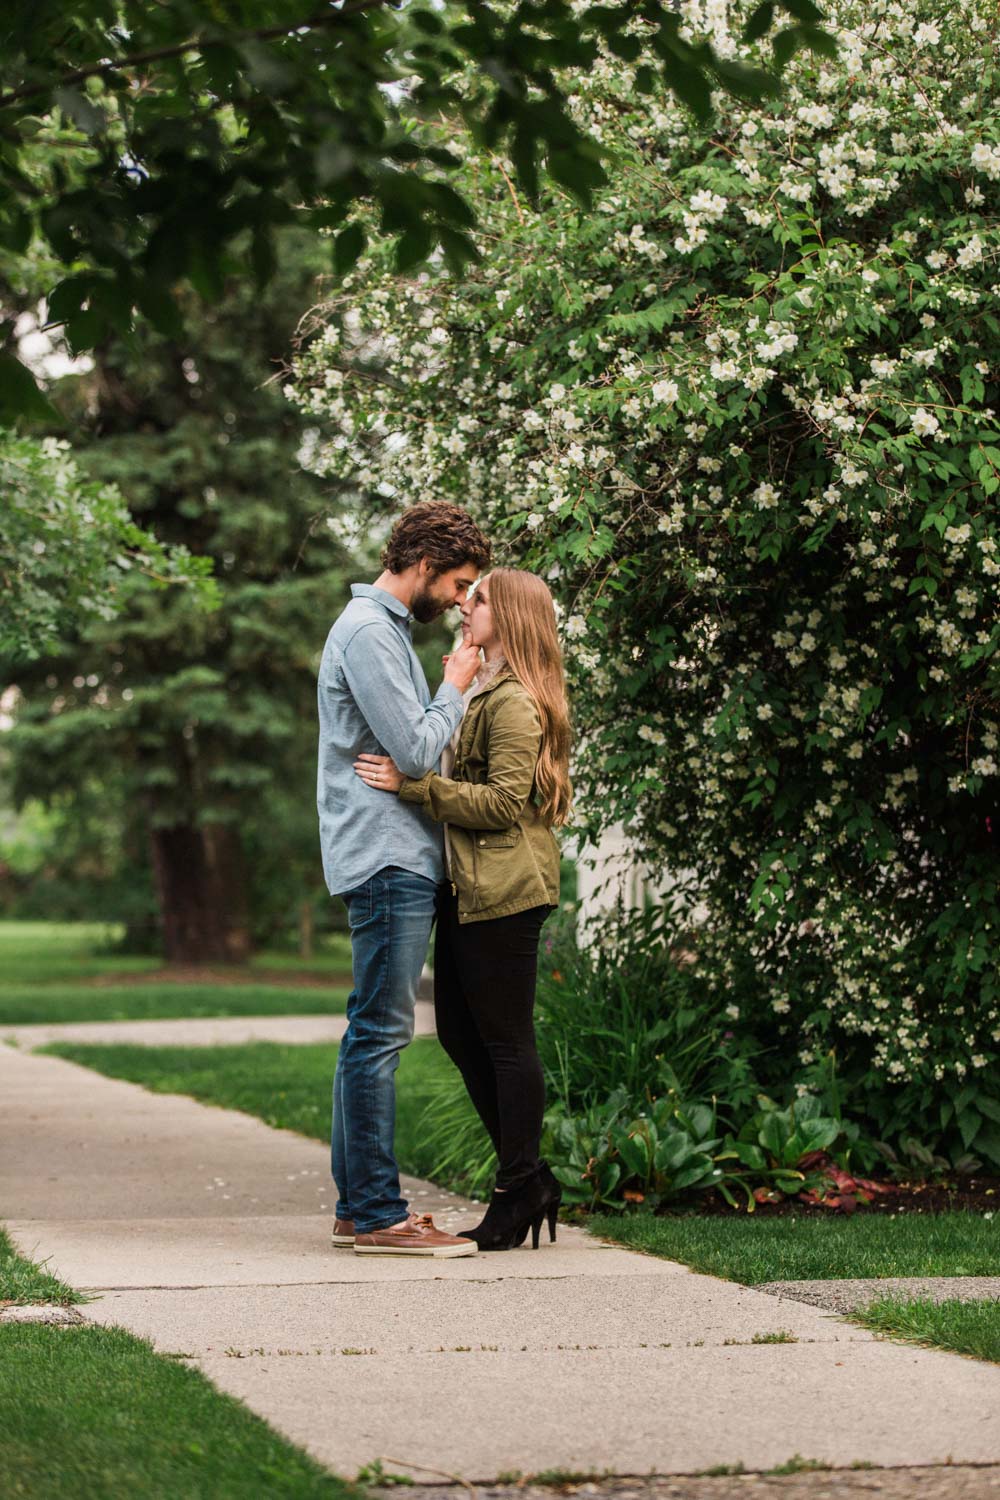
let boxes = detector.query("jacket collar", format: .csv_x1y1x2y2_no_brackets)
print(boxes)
470,664,516,697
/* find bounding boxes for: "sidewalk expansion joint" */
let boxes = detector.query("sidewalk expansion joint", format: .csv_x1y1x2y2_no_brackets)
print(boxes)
79,1273,588,1292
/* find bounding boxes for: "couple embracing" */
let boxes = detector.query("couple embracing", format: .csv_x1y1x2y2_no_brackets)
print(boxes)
317,501,571,1258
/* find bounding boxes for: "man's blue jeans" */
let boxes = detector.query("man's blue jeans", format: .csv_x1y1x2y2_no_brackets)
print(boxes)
332,865,438,1233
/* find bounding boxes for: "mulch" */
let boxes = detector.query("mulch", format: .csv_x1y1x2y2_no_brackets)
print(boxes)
691,1176,1000,1217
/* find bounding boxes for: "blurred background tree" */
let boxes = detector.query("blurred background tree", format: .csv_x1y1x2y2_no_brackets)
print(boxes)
3,229,363,962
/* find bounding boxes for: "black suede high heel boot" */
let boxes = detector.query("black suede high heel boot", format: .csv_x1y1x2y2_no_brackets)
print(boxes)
457,1167,557,1251
510,1160,562,1248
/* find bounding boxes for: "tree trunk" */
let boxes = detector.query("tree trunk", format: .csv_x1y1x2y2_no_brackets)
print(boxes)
149,821,252,964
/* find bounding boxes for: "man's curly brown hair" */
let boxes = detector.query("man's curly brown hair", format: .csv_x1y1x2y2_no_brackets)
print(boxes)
381,502,491,576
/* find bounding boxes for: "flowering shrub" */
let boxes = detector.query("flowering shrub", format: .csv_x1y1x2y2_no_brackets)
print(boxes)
289,0,1000,1162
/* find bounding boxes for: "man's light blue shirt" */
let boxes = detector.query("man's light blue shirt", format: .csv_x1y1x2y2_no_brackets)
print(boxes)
317,584,464,896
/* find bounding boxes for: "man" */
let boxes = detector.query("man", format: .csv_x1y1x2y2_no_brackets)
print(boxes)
317,501,491,1255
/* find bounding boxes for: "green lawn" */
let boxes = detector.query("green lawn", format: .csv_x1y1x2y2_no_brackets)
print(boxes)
587,1210,1000,1283
0,921,353,1025
0,922,159,986
853,1296,1000,1364
1,1322,357,1498
0,1227,81,1306
1,983,350,1027
42,1037,479,1188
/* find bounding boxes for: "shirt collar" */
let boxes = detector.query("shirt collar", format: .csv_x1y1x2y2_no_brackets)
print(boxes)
351,582,412,623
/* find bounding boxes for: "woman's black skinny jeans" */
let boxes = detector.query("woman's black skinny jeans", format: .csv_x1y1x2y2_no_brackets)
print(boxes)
434,886,553,1191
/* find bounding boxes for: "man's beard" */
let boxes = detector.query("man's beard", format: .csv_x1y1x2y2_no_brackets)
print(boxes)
411,584,448,624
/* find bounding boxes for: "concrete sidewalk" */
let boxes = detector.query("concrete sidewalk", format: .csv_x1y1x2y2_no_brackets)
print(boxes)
2,1000,435,1051
4,1044,1000,1482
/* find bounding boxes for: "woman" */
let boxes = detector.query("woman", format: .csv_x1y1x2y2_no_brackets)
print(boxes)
353,567,572,1251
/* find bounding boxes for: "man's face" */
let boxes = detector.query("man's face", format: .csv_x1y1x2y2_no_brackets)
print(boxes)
411,561,479,624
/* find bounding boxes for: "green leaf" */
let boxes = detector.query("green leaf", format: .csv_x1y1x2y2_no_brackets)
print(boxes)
733,1141,768,1171
0,353,59,423
511,125,540,204
779,0,824,18
394,224,434,272
546,148,606,207
713,57,780,100
135,283,183,339
660,52,714,122
187,246,226,304
973,1122,1000,1169
772,25,802,69
798,23,839,58
616,1129,652,1180
744,3,776,42
0,209,32,254
334,223,367,277
673,1161,714,1191
957,1108,982,1150
438,225,480,276
606,32,642,61
46,276,92,326
65,306,106,355
412,9,445,34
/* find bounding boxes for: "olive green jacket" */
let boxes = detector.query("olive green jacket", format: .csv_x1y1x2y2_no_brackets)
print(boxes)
398,669,561,923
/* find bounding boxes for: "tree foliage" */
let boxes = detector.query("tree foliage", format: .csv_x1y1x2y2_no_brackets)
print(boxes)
4,231,353,959
288,0,1000,1161
1,428,217,659
0,0,832,411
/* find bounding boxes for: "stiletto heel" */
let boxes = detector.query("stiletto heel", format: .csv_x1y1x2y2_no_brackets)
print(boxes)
457,1161,562,1251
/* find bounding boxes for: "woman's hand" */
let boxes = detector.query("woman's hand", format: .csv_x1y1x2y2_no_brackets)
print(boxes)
354,753,405,794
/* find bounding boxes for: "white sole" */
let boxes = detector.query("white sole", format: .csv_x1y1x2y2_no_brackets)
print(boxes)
331,1237,355,1247
353,1243,478,1257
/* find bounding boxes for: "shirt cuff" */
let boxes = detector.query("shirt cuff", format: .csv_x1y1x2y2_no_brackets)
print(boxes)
400,772,433,805
436,681,463,713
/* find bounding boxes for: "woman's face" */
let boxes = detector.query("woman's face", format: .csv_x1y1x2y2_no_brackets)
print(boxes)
460,575,499,652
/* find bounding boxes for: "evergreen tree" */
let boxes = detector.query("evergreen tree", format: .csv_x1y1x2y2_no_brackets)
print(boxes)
6,230,351,962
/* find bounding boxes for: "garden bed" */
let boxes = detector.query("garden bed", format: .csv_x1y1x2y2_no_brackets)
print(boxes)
685,1176,1000,1218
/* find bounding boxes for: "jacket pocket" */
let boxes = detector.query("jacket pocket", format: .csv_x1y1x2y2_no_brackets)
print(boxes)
474,830,519,849
470,827,523,911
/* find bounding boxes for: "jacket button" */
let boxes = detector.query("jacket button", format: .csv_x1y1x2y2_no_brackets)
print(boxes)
478,839,486,845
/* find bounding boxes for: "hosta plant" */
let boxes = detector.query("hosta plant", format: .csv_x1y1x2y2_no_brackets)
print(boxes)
546,1090,725,1210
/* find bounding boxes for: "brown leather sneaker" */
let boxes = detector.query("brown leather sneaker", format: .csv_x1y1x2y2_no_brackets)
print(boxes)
331,1218,355,1247
354,1212,478,1257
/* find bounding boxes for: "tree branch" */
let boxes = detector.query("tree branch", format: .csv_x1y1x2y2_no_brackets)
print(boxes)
0,2,391,112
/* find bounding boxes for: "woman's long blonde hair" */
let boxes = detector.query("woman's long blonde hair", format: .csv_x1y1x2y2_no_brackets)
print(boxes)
489,567,572,828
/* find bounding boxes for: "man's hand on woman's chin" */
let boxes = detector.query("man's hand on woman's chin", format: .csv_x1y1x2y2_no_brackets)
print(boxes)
443,639,481,694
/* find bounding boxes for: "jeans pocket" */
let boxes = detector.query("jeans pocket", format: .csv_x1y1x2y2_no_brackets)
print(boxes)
343,878,372,926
